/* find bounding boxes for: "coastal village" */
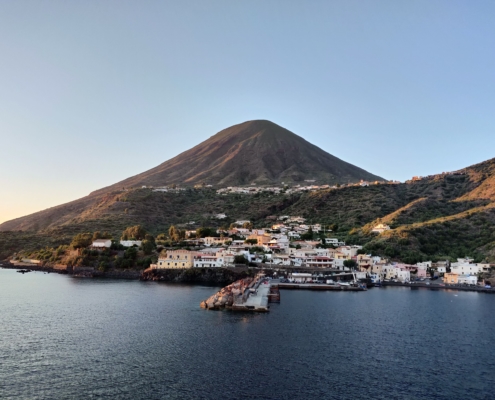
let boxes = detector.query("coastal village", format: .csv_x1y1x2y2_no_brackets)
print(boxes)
8,211,493,289
87,215,491,288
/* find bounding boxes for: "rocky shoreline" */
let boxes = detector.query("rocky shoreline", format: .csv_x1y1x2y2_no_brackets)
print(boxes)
1,261,258,285
140,266,255,285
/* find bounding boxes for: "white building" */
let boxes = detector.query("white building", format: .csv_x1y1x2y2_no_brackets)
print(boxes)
203,237,231,247
396,269,411,282
120,240,142,247
372,223,391,234
339,245,362,257
234,220,251,226
289,273,312,283
92,239,111,248
451,264,480,275
193,252,225,268
416,261,432,269
325,238,346,246
458,275,478,285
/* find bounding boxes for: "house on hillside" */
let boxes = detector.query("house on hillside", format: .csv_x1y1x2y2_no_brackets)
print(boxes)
203,237,231,247
325,238,345,246
120,240,142,247
371,223,391,234
92,239,111,248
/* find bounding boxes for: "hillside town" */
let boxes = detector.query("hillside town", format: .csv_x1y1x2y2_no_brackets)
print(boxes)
124,216,490,287
8,213,492,288
147,179,401,196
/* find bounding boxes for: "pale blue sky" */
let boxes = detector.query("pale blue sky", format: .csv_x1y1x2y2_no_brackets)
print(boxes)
1,1,494,223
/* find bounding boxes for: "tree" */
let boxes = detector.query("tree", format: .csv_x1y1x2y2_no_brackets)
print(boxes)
169,225,179,242
122,225,146,240
245,239,258,245
71,233,93,249
242,222,253,229
343,259,358,270
124,247,138,260
142,240,154,255
196,227,217,238
98,260,109,272
300,227,314,240
234,255,249,265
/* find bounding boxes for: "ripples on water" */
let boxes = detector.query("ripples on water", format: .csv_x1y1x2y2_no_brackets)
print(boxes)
1,269,494,399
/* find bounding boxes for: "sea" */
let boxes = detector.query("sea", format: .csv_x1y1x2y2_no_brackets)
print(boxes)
1,268,494,399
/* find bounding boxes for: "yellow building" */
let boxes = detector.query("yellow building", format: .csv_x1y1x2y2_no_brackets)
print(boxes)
444,272,459,284
247,234,271,246
157,250,196,269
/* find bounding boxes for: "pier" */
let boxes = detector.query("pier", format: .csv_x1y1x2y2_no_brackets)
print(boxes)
278,282,366,291
200,274,280,312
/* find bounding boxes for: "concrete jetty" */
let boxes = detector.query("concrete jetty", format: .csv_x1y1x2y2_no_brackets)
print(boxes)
278,282,366,291
201,274,276,312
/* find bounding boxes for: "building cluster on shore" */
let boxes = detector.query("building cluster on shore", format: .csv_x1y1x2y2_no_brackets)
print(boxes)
215,179,399,195
118,217,490,287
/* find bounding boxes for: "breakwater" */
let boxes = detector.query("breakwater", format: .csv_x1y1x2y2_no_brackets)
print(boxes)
278,282,367,291
200,275,277,311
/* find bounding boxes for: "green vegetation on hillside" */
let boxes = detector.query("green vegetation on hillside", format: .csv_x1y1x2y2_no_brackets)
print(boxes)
3,157,495,263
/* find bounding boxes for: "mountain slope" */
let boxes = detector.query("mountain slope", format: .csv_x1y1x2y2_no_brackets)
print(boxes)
2,157,495,262
91,120,384,195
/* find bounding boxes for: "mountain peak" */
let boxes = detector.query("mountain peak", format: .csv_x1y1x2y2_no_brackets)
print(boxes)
89,120,384,193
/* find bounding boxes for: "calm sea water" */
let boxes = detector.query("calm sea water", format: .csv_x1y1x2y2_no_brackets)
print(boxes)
1,268,494,400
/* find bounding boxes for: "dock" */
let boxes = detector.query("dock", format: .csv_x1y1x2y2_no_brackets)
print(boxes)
232,275,276,312
200,274,280,312
278,282,366,291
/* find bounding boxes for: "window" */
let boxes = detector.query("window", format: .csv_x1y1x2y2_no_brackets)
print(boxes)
182,263,185,266
175,263,177,267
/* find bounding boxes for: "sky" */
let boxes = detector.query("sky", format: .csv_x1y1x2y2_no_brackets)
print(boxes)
1,0,494,224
